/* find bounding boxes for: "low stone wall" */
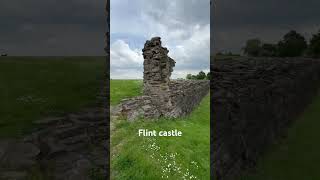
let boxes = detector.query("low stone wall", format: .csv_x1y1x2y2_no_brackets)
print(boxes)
119,80,209,121
119,96,161,121
167,80,210,117
212,57,320,179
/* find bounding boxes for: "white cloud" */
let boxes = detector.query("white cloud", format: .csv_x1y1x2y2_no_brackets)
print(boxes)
111,0,210,79
110,40,143,79
110,40,143,68
170,24,210,70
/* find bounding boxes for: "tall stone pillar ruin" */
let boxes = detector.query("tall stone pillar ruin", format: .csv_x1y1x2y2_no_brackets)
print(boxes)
142,37,175,96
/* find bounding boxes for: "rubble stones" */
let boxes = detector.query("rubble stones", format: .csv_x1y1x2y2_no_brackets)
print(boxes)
0,81,108,179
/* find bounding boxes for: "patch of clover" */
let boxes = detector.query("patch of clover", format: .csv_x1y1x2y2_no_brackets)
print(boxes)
142,138,199,179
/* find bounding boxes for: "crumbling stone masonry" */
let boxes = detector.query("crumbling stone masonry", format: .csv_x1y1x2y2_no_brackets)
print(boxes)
143,37,175,95
211,57,320,180
117,37,209,121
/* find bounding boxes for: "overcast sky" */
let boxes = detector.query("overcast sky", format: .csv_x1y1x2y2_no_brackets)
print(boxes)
213,0,320,54
111,0,210,79
0,0,105,56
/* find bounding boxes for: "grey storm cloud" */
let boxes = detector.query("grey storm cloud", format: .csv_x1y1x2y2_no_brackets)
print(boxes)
0,0,105,56
141,0,210,28
213,0,320,53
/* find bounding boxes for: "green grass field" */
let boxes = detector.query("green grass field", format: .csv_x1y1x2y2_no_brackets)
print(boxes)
110,80,142,105
110,80,210,180
241,92,320,179
0,56,105,137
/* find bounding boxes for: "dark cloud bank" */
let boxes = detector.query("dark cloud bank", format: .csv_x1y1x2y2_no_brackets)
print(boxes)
213,0,320,54
0,0,105,56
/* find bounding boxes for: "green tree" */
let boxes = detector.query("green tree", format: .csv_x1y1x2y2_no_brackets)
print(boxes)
196,71,206,80
186,74,193,80
260,43,278,57
308,30,320,58
206,72,211,80
243,38,262,57
277,30,307,57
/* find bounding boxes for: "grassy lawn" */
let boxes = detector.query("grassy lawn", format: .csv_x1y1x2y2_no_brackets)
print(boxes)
0,56,105,138
110,80,210,180
241,92,320,180
110,79,143,105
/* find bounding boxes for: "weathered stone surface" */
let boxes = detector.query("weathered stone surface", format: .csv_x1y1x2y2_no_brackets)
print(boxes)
143,37,175,96
64,158,92,180
119,96,161,121
33,117,66,127
117,37,209,121
167,80,210,117
0,81,108,179
212,57,320,180
0,141,40,169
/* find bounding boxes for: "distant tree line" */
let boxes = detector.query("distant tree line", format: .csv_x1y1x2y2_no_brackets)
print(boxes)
243,30,320,58
186,71,211,80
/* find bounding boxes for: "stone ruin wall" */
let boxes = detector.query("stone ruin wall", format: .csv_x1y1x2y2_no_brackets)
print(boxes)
143,37,175,96
168,80,210,117
117,37,209,121
212,57,320,179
